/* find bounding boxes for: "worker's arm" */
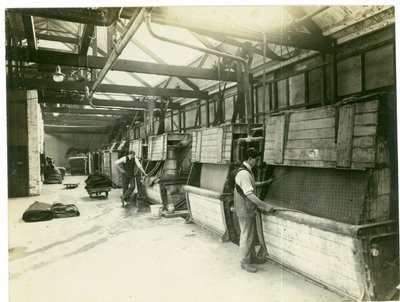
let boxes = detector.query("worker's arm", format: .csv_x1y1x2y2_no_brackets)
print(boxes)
246,193,274,213
114,157,126,174
255,178,273,187
134,157,147,175
236,170,274,214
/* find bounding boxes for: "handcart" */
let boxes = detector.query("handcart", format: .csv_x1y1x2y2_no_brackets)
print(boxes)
86,187,111,198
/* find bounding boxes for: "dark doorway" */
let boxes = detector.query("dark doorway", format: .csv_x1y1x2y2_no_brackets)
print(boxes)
8,146,29,197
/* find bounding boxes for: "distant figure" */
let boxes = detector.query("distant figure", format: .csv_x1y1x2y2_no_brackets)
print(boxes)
114,150,147,206
234,148,274,273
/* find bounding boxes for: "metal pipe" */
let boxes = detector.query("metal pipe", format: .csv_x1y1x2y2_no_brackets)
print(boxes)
145,11,253,137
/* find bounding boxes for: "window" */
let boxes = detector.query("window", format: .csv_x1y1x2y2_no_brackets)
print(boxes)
289,74,305,106
224,96,234,122
365,44,394,90
337,55,362,96
308,68,324,104
276,79,287,108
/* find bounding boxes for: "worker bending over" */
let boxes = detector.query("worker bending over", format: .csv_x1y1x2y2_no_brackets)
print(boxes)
114,150,147,206
234,148,274,273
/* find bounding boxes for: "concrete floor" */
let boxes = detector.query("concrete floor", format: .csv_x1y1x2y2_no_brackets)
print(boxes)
8,175,343,302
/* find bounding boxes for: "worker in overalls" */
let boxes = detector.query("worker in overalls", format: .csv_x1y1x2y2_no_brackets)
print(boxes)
114,150,147,206
234,148,274,273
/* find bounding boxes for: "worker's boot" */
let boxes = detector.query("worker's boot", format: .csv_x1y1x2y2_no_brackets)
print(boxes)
241,262,257,273
251,257,266,264
120,196,125,207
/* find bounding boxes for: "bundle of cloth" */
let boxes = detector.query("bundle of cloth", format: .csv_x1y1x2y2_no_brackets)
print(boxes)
22,201,80,222
44,165,63,184
84,172,114,189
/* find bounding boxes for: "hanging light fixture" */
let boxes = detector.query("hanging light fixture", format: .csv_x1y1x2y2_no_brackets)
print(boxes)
52,65,65,82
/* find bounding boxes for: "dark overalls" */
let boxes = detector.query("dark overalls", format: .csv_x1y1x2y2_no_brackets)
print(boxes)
234,164,258,264
122,156,138,202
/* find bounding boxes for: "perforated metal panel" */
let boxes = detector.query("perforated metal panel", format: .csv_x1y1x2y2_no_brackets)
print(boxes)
265,166,369,224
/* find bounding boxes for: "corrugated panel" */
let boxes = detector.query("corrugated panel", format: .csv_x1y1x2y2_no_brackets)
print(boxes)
264,166,369,224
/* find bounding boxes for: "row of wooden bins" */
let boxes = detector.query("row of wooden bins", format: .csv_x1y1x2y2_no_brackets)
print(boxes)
87,98,397,300
180,99,398,301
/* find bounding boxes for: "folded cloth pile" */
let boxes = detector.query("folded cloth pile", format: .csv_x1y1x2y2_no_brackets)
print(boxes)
22,201,80,222
22,201,54,222
85,172,114,189
51,203,80,218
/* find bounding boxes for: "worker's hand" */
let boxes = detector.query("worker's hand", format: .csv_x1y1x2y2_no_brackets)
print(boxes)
265,178,273,185
258,203,274,214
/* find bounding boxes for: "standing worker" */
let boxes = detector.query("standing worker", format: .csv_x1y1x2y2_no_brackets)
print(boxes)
234,148,274,273
114,150,147,206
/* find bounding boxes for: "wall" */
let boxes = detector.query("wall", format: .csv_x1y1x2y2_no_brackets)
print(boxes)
7,90,44,196
27,91,44,195
44,132,108,169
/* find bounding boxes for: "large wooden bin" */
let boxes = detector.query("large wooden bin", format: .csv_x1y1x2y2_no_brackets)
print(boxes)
260,99,398,300
143,133,191,208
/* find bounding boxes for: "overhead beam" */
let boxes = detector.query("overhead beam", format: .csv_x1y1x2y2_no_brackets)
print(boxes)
44,125,110,133
42,106,143,116
151,12,335,53
22,78,209,99
7,47,236,81
284,7,323,35
36,33,79,44
21,14,37,50
43,113,118,121
43,119,113,126
192,31,263,56
39,92,181,110
130,35,199,90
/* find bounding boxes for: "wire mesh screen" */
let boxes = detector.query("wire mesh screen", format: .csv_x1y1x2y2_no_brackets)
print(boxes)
264,166,369,224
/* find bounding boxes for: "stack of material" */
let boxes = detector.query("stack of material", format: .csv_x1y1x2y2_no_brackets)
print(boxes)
22,201,80,222
69,156,87,175
84,172,114,189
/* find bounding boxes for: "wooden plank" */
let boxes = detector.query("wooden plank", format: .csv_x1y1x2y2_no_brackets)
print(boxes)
287,128,336,140
274,114,288,164
290,107,335,122
286,138,336,149
350,162,375,170
352,136,376,148
289,117,335,131
372,168,391,196
369,194,390,221
284,148,337,161
353,125,377,136
354,112,378,125
337,104,355,168
283,159,337,168
263,228,358,278
354,100,379,113
352,148,376,163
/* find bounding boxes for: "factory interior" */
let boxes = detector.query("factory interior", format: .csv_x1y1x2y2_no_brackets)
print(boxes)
4,4,399,302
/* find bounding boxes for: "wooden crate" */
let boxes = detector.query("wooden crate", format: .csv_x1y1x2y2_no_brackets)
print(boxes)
148,133,191,161
264,100,379,170
192,124,260,164
130,139,143,158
